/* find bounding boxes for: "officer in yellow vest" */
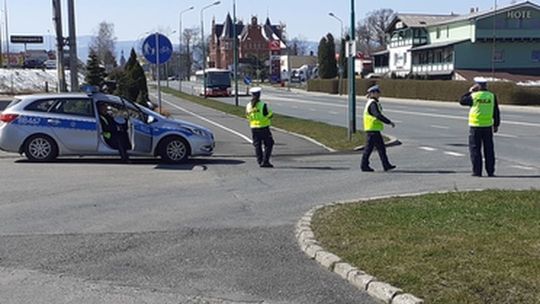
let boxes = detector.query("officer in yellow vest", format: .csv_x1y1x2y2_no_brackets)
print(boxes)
460,77,500,177
361,85,396,172
246,87,274,168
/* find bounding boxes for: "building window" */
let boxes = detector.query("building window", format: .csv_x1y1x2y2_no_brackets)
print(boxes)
493,50,505,63
436,28,441,39
446,26,450,38
532,50,540,62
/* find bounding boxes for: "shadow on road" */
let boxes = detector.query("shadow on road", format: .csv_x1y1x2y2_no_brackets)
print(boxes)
14,157,245,171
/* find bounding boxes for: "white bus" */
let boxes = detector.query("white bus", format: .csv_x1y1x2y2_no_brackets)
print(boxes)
195,68,232,97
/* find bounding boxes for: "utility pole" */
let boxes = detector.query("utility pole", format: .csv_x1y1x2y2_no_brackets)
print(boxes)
52,0,67,92
347,0,357,138
4,0,10,68
67,0,79,91
233,0,239,106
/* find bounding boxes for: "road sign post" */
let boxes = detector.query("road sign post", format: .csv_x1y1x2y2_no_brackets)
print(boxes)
143,33,173,112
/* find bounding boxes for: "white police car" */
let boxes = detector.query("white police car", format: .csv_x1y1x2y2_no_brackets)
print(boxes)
0,91,214,163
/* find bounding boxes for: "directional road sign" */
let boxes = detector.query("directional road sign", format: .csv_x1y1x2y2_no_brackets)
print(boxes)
142,33,173,65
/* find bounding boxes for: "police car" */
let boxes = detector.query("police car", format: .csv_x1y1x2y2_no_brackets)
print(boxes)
0,90,215,163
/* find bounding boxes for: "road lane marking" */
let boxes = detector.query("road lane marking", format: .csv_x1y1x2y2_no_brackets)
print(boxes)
495,133,518,138
511,165,536,171
329,111,339,115
158,96,253,144
266,95,540,128
419,146,437,152
291,105,299,109
430,124,450,130
444,151,465,157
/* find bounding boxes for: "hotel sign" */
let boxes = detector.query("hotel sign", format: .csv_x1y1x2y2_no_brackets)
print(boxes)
507,10,532,19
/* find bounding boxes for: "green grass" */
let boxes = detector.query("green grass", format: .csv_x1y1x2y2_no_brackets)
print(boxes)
312,190,540,304
161,87,368,151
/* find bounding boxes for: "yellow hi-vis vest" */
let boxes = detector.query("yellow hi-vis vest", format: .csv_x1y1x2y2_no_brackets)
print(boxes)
363,98,384,131
246,101,272,128
469,91,495,127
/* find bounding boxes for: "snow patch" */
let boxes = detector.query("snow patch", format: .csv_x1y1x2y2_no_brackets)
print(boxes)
0,69,84,94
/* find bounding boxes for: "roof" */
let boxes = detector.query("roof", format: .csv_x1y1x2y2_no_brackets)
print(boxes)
409,39,469,51
387,13,458,32
429,1,540,26
372,49,390,56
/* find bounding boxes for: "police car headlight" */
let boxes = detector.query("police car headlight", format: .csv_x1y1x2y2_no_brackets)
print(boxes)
187,127,207,137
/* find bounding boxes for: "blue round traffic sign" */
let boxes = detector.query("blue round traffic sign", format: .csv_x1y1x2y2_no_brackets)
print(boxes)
243,75,252,85
142,33,173,64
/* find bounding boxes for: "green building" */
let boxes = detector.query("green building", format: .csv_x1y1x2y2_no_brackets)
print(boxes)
373,1,540,81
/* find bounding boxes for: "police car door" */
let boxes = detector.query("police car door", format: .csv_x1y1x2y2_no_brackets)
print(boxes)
48,97,99,152
126,104,152,153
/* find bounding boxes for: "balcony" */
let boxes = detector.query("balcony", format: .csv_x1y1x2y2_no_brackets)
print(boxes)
412,63,454,74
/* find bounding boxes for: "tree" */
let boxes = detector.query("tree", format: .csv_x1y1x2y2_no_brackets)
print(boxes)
357,9,394,54
289,36,310,56
85,50,106,87
318,33,338,79
90,21,118,72
181,28,199,79
115,48,149,105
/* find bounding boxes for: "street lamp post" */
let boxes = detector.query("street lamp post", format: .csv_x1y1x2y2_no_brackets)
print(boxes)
233,0,239,106
329,12,344,96
179,6,194,91
347,0,357,138
200,1,221,98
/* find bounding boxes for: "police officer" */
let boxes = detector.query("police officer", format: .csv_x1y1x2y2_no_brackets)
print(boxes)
460,77,500,177
246,87,274,168
98,103,131,163
361,85,396,172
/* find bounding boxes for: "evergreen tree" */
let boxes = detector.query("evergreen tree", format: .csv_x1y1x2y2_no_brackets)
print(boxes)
85,51,106,87
318,33,338,79
115,48,149,106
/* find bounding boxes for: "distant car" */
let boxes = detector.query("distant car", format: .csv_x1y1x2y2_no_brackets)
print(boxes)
0,90,215,163
44,59,56,69
23,59,45,69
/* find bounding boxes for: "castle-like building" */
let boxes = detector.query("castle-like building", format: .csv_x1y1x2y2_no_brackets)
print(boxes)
209,14,285,69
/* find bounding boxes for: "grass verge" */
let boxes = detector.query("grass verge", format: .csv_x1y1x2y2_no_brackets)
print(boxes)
161,87,368,151
312,190,540,304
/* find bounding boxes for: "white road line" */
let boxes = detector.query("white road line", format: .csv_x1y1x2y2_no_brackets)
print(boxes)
511,165,536,171
266,95,540,128
309,108,316,112
158,96,253,144
444,151,465,157
393,120,403,123
291,105,299,109
329,111,339,115
495,133,518,138
430,124,450,130
419,146,437,152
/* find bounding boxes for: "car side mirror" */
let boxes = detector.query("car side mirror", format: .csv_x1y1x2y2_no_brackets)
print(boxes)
147,115,156,124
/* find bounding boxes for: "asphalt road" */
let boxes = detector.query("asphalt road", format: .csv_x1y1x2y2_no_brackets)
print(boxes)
0,89,539,304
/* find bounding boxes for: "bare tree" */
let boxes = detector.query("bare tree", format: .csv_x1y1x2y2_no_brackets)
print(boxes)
357,8,394,54
289,36,310,56
182,27,200,77
90,21,117,72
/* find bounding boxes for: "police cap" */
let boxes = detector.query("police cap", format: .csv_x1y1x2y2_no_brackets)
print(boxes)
367,85,381,93
249,87,262,95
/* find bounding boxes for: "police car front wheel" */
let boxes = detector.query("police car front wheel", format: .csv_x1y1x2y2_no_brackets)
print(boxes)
24,134,58,162
159,136,190,163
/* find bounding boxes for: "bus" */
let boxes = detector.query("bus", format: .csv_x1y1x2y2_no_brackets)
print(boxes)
195,68,232,97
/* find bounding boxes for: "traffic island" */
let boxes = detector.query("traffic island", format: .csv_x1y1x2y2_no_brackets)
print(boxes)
300,190,540,304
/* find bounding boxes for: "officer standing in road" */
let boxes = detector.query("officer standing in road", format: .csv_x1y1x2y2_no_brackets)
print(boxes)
246,87,274,168
361,85,396,172
460,77,500,177
98,103,131,163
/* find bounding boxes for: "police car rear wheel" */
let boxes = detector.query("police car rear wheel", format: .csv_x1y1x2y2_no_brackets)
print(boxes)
24,134,58,162
160,137,189,163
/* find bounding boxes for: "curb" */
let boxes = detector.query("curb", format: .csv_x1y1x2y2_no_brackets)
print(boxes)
354,134,401,151
296,196,428,304
271,126,337,153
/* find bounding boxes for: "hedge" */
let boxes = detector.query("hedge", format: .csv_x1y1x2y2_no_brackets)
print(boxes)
307,79,540,106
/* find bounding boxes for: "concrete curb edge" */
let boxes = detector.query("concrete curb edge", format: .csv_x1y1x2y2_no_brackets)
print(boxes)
295,194,433,304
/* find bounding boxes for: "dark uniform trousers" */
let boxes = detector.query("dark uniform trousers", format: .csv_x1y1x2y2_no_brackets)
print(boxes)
251,126,274,165
361,131,392,169
469,127,495,176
